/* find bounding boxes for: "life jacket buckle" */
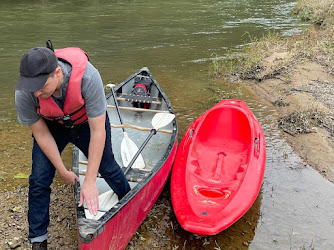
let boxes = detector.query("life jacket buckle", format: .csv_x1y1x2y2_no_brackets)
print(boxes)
62,115,74,129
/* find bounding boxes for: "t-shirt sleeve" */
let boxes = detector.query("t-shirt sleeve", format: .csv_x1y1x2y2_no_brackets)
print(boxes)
15,90,40,125
81,62,107,118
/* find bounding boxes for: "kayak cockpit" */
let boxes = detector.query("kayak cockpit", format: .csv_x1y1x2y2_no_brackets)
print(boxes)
189,106,252,182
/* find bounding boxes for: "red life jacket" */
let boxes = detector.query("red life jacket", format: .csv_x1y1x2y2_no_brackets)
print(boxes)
37,47,89,127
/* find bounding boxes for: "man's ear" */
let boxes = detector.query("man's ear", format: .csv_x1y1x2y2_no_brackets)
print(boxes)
55,65,62,77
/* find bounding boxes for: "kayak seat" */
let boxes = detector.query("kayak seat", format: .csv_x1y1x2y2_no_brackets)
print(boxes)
191,162,241,188
193,107,252,152
190,154,245,183
189,106,252,180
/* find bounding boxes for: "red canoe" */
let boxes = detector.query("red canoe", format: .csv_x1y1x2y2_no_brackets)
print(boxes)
72,67,178,249
171,99,266,235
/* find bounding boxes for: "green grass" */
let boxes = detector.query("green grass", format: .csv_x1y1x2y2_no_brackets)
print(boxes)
210,32,288,81
294,0,334,26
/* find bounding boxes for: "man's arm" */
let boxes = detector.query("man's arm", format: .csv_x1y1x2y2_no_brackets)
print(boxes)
29,118,80,185
78,113,106,216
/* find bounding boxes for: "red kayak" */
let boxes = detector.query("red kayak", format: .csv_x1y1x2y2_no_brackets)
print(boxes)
171,99,266,235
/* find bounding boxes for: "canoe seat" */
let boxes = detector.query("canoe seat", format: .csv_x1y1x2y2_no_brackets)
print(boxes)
119,93,161,104
121,167,151,182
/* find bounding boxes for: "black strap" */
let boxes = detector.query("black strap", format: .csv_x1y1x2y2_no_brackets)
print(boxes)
46,40,54,51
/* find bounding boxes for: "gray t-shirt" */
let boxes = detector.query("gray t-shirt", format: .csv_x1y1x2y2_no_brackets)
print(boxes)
15,60,107,125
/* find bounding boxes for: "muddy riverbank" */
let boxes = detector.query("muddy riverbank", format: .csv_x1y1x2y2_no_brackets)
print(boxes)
245,56,334,183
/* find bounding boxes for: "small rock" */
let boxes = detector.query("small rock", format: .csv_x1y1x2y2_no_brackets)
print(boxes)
8,241,21,249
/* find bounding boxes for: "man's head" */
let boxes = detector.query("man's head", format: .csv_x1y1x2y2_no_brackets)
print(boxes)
16,47,58,92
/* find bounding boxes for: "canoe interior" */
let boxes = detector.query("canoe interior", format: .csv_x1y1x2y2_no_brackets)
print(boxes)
73,67,177,243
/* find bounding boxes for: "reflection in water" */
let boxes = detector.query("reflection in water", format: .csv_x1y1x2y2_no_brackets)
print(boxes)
246,97,334,249
1,0,333,249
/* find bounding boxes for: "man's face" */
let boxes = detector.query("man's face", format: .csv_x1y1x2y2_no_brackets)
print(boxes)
33,68,60,99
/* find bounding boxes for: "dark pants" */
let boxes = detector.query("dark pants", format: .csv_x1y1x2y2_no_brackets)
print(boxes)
28,113,130,243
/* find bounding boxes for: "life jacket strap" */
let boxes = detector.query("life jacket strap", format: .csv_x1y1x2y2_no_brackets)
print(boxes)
53,104,87,128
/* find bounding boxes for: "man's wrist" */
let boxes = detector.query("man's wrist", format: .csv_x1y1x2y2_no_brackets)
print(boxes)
83,173,97,184
57,166,68,176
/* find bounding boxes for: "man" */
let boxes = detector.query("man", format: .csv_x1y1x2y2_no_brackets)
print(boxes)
15,41,130,249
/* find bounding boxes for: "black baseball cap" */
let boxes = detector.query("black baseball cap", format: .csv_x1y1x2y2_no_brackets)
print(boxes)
16,47,58,92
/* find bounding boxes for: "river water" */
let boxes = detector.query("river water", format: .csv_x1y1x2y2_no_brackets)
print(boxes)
1,0,333,249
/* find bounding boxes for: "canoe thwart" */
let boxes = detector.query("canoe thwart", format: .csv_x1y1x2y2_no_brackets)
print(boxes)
110,123,173,134
107,105,170,113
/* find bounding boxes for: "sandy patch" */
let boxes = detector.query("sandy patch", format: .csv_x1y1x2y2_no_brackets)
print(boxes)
246,52,334,182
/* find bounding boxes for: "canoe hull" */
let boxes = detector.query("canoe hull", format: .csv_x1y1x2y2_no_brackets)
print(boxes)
79,140,177,249
171,99,266,235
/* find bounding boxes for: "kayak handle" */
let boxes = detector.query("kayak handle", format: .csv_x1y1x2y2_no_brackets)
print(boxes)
184,129,195,149
254,137,260,157
189,129,195,138
254,137,259,147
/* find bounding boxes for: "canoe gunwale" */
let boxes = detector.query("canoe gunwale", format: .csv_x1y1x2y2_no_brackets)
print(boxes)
73,67,178,244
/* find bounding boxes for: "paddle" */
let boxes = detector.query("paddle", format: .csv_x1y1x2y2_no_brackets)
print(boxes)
123,112,175,175
108,84,145,169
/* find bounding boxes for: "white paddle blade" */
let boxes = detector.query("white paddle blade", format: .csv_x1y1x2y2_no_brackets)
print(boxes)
105,83,116,89
121,132,145,169
152,113,175,130
85,190,119,220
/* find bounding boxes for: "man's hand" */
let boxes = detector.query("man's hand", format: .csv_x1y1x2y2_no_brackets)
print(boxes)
59,169,80,185
78,180,99,216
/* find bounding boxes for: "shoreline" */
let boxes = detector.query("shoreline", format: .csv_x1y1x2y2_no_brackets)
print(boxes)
245,62,334,182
